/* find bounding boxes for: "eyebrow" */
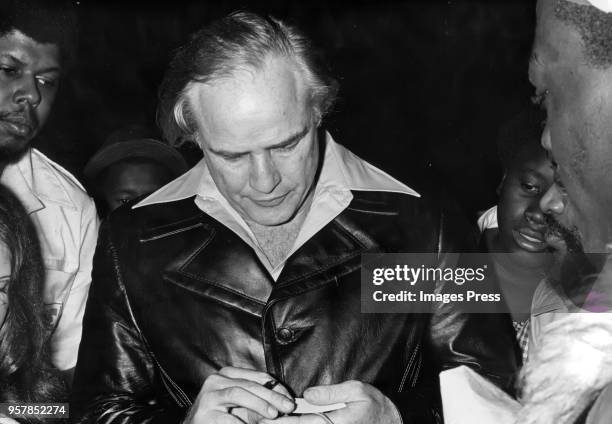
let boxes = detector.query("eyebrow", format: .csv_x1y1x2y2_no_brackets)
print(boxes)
209,126,310,157
0,53,61,74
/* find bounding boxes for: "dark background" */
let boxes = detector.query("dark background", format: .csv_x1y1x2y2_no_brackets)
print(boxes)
35,0,536,220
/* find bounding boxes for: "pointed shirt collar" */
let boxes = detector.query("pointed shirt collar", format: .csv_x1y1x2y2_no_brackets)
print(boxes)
135,132,419,279
0,148,79,214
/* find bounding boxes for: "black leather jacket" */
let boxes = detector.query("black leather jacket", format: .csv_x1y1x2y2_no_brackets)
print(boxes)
72,191,518,423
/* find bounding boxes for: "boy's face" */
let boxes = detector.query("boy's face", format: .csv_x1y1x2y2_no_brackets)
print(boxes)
101,161,173,212
497,144,554,268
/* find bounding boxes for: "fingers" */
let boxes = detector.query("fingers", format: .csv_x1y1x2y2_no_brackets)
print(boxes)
209,385,282,419
218,367,278,384
218,367,294,399
304,381,370,405
206,374,294,414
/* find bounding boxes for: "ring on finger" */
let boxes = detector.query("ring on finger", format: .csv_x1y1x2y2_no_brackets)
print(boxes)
263,379,280,390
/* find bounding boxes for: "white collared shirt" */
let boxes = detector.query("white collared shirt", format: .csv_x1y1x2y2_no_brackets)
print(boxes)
1,148,99,370
136,132,419,280
477,205,498,232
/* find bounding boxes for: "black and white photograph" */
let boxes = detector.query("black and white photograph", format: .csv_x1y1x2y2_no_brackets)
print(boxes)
1,0,612,423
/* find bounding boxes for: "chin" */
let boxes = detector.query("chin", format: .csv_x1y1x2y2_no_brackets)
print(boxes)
247,210,295,227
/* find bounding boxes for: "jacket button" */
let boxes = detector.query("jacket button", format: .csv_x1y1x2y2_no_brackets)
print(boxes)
276,327,295,344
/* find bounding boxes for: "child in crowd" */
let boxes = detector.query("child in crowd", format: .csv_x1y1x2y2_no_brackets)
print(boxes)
0,185,66,420
84,126,188,215
478,107,555,363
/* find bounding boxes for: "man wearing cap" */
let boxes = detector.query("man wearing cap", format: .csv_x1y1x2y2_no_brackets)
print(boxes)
72,11,517,424
84,126,188,214
0,0,98,380
512,0,612,422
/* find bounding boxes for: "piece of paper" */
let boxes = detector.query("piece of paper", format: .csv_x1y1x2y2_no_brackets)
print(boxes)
440,366,520,424
293,398,346,414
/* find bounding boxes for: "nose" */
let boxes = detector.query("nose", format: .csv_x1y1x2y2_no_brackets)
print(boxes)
249,152,281,193
540,183,565,216
13,76,41,109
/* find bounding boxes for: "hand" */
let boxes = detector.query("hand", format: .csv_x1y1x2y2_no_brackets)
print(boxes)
261,381,401,424
183,367,295,424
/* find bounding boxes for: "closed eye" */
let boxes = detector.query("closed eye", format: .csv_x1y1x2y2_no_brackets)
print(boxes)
553,172,567,194
0,65,18,78
219,152,247,162
274,138,300,152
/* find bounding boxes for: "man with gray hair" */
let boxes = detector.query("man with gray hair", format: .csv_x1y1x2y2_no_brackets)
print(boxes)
72,11,516,424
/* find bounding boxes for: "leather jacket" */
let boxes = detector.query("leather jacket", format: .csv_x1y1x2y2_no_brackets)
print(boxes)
72,191,518,423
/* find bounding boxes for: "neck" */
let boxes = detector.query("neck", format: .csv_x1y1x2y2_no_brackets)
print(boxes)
0,147,29,177
247,194,314,268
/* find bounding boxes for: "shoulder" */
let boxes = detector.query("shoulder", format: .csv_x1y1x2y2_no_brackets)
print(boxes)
106,196,205,242
477,205,498,232
30,149,95,212
531,278,569,316
529,278,571,352
348,190,428,215
345,190,477,252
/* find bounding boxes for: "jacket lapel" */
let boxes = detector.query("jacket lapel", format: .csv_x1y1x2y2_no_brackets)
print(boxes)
273,213,385,297
138,204,274,317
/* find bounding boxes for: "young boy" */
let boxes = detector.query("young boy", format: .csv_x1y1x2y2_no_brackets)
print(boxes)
84,126,188,214
478,107,555,363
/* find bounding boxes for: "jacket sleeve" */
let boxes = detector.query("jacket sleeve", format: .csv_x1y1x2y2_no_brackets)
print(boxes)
427,206,520,394
386,341,442,424
71,219,187,423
